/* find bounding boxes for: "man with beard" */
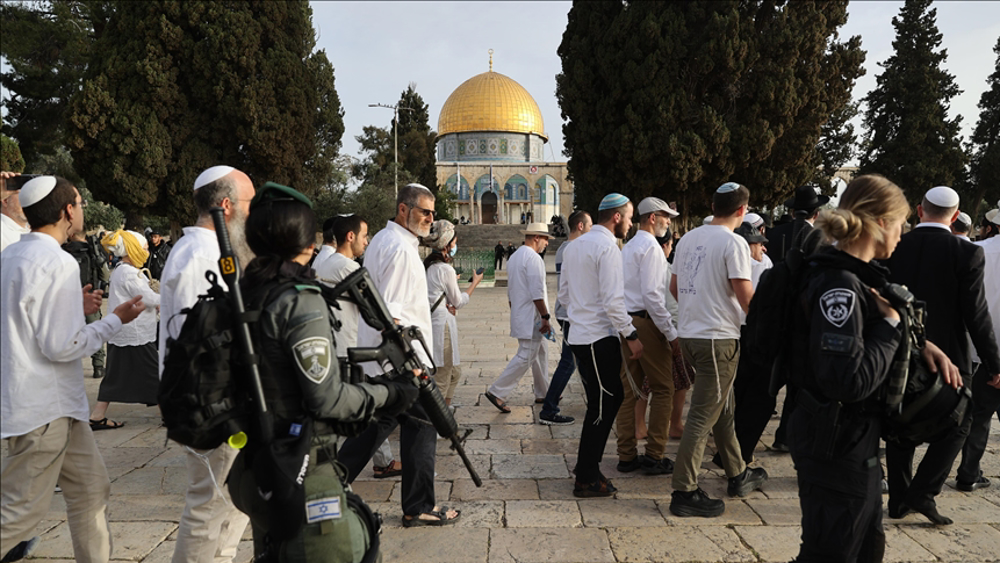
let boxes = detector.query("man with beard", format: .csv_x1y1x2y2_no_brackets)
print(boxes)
558,193,642,497
159,166,255,563
616,197,681,476
338,183,461,526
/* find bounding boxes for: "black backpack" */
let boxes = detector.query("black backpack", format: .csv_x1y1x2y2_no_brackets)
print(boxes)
159,272,295,449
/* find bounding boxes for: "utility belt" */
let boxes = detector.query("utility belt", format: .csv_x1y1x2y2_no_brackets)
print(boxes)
629,310,649,319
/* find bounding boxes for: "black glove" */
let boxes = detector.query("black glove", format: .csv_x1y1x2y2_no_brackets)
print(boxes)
373,376,419,417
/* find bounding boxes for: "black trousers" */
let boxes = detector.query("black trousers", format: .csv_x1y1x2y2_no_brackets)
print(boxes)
494,255,503,270
733,345,774,463
571,337,624,483
795,473,885,563
337,401,438,516
957,363,1000,484
885,402,972,511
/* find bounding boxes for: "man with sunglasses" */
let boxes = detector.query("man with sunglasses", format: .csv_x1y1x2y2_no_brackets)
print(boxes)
1,176,145,562
338,183,462,527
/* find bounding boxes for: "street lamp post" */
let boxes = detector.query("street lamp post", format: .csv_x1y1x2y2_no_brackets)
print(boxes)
369,102,414,200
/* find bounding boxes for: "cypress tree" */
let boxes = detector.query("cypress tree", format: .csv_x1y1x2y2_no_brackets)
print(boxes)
66,1,344,227
967,37,1000,220
858,0,966,204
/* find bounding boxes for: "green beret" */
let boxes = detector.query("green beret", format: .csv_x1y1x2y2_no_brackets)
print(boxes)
251,181,313,210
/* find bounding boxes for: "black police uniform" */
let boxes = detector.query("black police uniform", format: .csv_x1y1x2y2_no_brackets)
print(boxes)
229,278,393,563
787,249,902,563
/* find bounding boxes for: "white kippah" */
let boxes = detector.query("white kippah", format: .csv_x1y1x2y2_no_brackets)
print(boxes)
19,176,58,208
703,215,714,225
744,212,764,228
925,186,959,208
193,166,235,191
955,212,971,227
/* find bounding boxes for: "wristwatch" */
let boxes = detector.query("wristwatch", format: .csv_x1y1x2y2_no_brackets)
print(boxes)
625,330,638,341
540,314,551,320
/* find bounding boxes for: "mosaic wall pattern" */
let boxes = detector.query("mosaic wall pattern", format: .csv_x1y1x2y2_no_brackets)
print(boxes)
438,132,541,163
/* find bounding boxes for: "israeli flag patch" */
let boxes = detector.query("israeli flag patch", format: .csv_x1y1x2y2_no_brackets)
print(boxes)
306,497,342,523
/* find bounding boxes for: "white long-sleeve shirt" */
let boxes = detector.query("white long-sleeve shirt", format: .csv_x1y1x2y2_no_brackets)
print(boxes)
107,262,161,347
426,261,469,365
506,245,548,339
158,227,224,376
357,220,432,372
315,251,361,356
1,233,123,438
558,224,636,345
0,213,30,252
622,230,677,341
312,244,336,273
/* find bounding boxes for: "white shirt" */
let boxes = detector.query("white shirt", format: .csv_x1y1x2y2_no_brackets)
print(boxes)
312,244,336,273
981,236,1000,350
426,261,469,364
558,225,636,345
506,245,548,339
743,253,774,325
622,230,677,341
554,240,572,321
664,261,679,326
107,262,161,347
315,252,361,356
0,213,30,252
158,227,225,376
673,225,752,340
357,220,432,372
1,233,123,438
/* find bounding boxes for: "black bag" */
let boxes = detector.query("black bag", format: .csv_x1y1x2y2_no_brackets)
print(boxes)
250,418,314,541
158,272,294,449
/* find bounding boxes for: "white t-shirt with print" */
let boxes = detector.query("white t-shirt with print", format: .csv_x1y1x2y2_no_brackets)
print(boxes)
673,225,752,340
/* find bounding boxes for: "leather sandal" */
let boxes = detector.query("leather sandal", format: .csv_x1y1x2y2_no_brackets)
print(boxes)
373,460,402,479
484,392,510,413
402,506,461,527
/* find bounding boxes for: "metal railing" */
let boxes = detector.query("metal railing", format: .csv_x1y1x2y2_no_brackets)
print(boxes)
452,250,496,280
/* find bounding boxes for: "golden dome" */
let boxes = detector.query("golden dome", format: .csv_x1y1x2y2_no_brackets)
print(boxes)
437,70,546,140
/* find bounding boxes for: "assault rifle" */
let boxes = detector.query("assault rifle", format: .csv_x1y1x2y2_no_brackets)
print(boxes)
320,268,483,487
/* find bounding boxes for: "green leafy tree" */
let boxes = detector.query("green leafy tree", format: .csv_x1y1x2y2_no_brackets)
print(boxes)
312,154,353,223
858,0,967,205
557,1,863,221
1,134,26,172
967,37,1000,221
812,101,860,192
0,1,107,170
79,186,124,232
66,0,344,228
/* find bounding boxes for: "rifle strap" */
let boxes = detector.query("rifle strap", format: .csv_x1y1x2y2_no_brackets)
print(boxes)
430,292,447,313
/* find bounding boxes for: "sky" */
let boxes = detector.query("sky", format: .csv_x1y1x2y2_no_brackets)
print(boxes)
313,1,1000,166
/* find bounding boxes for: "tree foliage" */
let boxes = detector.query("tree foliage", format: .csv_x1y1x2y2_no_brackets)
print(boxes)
967,37,1000,220
1,134,26,172
557,1,864,220
858,0,967,205
66,0,344,227
0,1,106,170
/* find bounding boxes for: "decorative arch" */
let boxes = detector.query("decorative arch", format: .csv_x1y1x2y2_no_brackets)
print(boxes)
504,174,529,201
474,174,500,200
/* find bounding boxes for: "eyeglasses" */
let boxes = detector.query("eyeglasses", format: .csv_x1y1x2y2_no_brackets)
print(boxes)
411,205,435,219
76,199,88,208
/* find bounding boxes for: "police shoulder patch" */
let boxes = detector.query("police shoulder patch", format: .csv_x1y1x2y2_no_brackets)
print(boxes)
819,288,856,328
292,336,332,384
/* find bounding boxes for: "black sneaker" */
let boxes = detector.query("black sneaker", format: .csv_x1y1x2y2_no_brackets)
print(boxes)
956,475,991,492
642,456,674,475
538,413,575,426
669,488,725,517
616,454,648,473
770,440,789,452
92,367,104,379
728,467,768,497
2,537,39,563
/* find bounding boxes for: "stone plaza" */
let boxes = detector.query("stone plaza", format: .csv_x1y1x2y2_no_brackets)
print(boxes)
12,255,1000,562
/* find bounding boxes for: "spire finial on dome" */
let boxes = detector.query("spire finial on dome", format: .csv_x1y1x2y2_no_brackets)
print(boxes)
489,49,494,72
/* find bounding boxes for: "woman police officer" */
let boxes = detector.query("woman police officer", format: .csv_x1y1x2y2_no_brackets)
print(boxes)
228,183,416,562
787,175,960,562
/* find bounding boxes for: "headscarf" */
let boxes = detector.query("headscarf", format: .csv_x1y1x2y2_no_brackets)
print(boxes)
101,230,149,266
420,220,456,251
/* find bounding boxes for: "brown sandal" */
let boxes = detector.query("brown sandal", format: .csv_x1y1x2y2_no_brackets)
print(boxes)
484,392,511,413
373,460,402,479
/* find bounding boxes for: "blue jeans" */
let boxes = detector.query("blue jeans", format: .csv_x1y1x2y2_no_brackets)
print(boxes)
541,320,575,417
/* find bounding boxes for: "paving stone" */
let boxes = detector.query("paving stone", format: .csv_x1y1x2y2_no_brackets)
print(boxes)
608,527,751,563
161,466,189,495
140,540,253,563
108,494,185,521
661,499,764,526
611,475,673,500
489,528,615,563
99,446,168,469
452,478,539,501
433,453,491,481
884,525,938,562
92,424,153,449
31,520,176,561
734,524,803,562
578,498,666,527
700,526,760,562
146,449,189,468
490,424,552,440
521,438,580,455
464,438,522,455
350,480,396,502
760,476,800,499
111,467,166,495
745,498,802,525
929,495,1000,524
537,478,579,500
382,527,489,563
506,500,583,528
461,405,535,425
492,454,569,479
899,524,1000,562
388,480,453,503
